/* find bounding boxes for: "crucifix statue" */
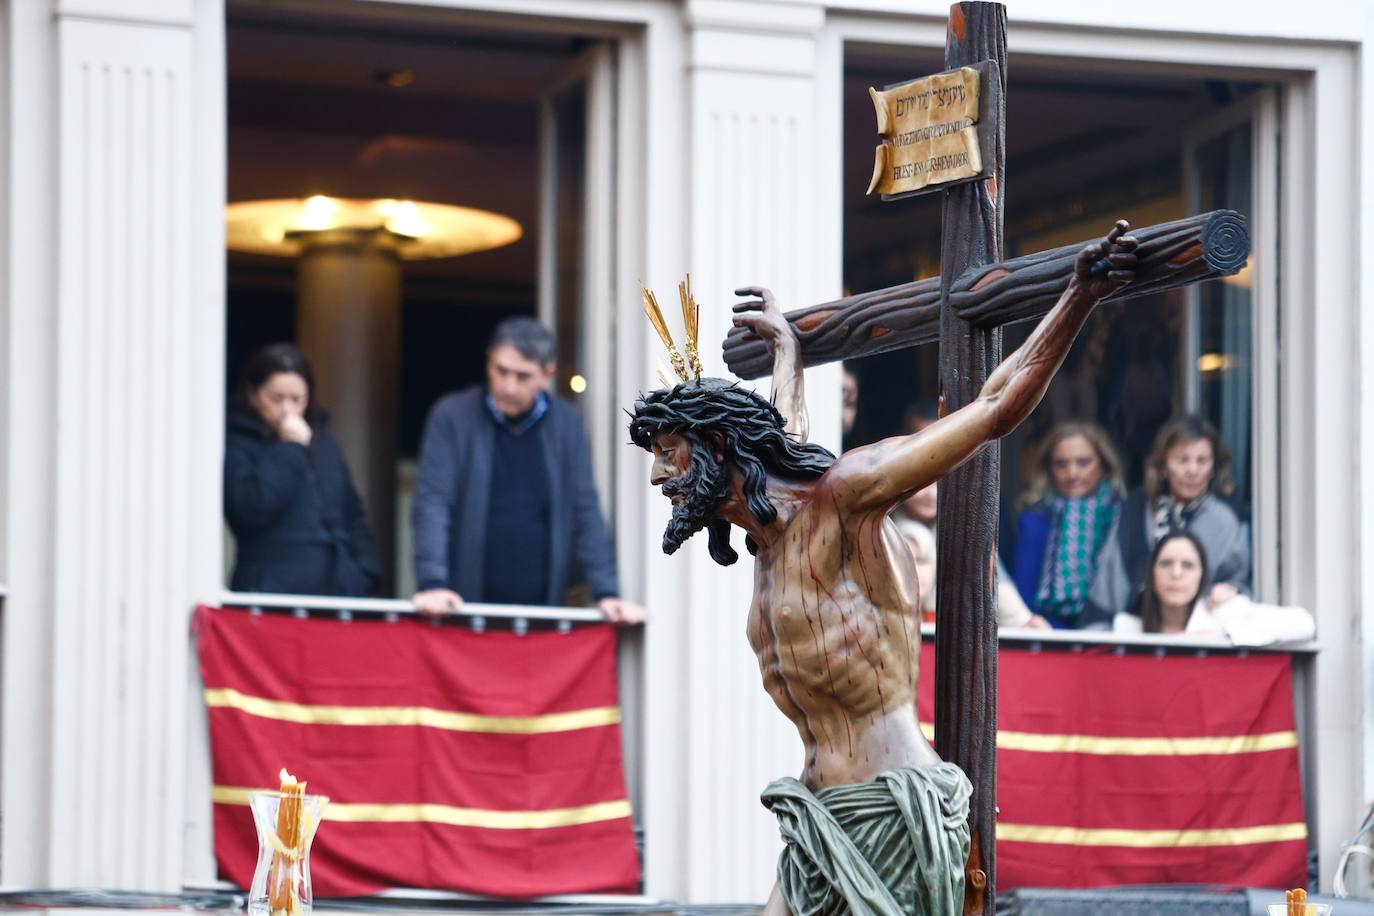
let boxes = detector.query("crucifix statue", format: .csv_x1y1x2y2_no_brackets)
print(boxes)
630,4,1247,915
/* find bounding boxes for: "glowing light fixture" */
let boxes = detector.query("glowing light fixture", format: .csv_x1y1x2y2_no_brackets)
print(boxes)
569,374,588,394
225,195,522,260
1221,256,1253,288
1197,352,1238,373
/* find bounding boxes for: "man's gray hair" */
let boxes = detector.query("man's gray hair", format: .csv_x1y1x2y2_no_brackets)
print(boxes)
489,316,556,365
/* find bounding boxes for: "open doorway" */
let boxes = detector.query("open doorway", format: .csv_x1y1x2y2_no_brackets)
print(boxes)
224,4,616,596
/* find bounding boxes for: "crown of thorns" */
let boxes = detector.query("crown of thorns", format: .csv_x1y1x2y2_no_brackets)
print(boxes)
628,379,786,449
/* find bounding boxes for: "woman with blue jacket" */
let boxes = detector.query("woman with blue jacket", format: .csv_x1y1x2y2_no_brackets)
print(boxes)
1012,421,1126,628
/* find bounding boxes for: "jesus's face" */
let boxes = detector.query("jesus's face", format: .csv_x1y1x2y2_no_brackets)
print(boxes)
649,431,692,500
649,430,730,554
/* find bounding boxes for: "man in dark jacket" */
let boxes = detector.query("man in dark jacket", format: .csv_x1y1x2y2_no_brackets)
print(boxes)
411,318,644,623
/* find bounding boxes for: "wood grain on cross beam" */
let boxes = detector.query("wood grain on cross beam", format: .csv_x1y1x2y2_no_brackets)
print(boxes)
721,209,1249,379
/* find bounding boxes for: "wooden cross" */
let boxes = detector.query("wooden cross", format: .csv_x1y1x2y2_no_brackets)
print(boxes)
720,4,1249,913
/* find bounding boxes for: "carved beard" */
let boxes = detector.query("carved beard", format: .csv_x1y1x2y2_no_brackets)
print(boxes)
660,445,731,555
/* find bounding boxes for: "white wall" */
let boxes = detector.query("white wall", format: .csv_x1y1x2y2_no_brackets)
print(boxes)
637,0,846,903
828,0,1367,43
1361,3,1374,897
0,0,226,890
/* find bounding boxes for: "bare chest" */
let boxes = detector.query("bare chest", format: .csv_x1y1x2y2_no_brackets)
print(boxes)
745,510,919,688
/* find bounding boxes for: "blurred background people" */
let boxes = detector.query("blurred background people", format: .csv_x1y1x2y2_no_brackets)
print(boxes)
894,401,940,527
1114,530,1313,645
223,343,381,597
890,400,1046,626
1115,531,1212,635
1012,421,1125,629
841,367,859,446
1090,414,1251,618
835,365,857,450
899,401,939,437
896,517,938,623
411,317,644,623
896,516,1046,629
899,480,938,529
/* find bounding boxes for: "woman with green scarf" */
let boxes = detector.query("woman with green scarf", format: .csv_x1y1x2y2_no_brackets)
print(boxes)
1012,421,1125,629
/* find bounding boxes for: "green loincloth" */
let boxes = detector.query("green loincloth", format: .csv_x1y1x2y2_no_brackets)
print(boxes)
760,763,972,916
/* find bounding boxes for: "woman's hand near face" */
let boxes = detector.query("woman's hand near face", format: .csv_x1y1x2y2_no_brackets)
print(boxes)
278,413,312,446
251,371,312,444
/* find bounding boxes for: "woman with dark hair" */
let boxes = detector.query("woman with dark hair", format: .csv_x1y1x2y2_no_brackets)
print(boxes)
1087,414,1251,619
1114,531,1212,635
1011,421,1125,628
224,343,381,596
1114,531,1313,643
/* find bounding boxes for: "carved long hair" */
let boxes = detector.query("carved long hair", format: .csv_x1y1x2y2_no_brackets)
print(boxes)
629,378,836,565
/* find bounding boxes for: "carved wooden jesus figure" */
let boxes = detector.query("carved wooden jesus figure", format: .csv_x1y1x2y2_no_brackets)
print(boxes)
629,222,1137,915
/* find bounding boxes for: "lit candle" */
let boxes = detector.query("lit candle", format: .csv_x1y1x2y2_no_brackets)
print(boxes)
268,769,307,916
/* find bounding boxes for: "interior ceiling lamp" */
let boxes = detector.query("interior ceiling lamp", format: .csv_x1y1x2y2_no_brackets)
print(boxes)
224,195,522,259
1220,255,1253,287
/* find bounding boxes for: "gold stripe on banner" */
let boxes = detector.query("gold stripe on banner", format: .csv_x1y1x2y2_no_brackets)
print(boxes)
998,821,1308,848
916,722,1297,756
996,729,1298,756
212,786,631,830
204,687,620,734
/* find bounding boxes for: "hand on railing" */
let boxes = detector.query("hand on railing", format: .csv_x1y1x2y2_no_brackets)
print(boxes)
598,597,646,626
221,591,604,623
413,588,463,617
1205,583,1240,610
220,590,642,627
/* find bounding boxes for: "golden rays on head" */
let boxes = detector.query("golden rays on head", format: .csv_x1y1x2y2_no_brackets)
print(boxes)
641,275,703,386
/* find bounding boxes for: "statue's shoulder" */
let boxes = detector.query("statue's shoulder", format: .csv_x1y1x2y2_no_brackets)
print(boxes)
791,469,860,530
812,442,878,492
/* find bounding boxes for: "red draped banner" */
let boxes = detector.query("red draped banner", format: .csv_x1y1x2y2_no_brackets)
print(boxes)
915,641,1307,890
195,606,640,898
196,606,1304,898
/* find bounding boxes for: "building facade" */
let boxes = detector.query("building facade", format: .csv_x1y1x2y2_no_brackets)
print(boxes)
0,0,1369,903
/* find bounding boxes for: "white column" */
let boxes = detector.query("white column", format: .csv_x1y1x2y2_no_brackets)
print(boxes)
296,236,404,588
1361,10,1374,897
640,0,843,903
1,0,224,890
1296,49,1366,893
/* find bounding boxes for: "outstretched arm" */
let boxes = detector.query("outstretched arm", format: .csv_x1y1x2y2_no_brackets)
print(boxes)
829,221,1138,511
733,286,809,442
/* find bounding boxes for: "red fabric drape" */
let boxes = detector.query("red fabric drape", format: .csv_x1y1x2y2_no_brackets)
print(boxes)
915,641,1307,890
197,606,1304,897
195,606,639,898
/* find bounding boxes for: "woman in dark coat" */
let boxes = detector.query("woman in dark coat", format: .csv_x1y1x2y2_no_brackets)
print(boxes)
224,343,381,597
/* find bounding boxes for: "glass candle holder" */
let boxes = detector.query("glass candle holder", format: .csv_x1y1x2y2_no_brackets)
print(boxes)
248,791,328,916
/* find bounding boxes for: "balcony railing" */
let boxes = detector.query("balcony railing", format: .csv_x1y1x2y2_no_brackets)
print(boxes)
988,622,1319,655
218,590,612,634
